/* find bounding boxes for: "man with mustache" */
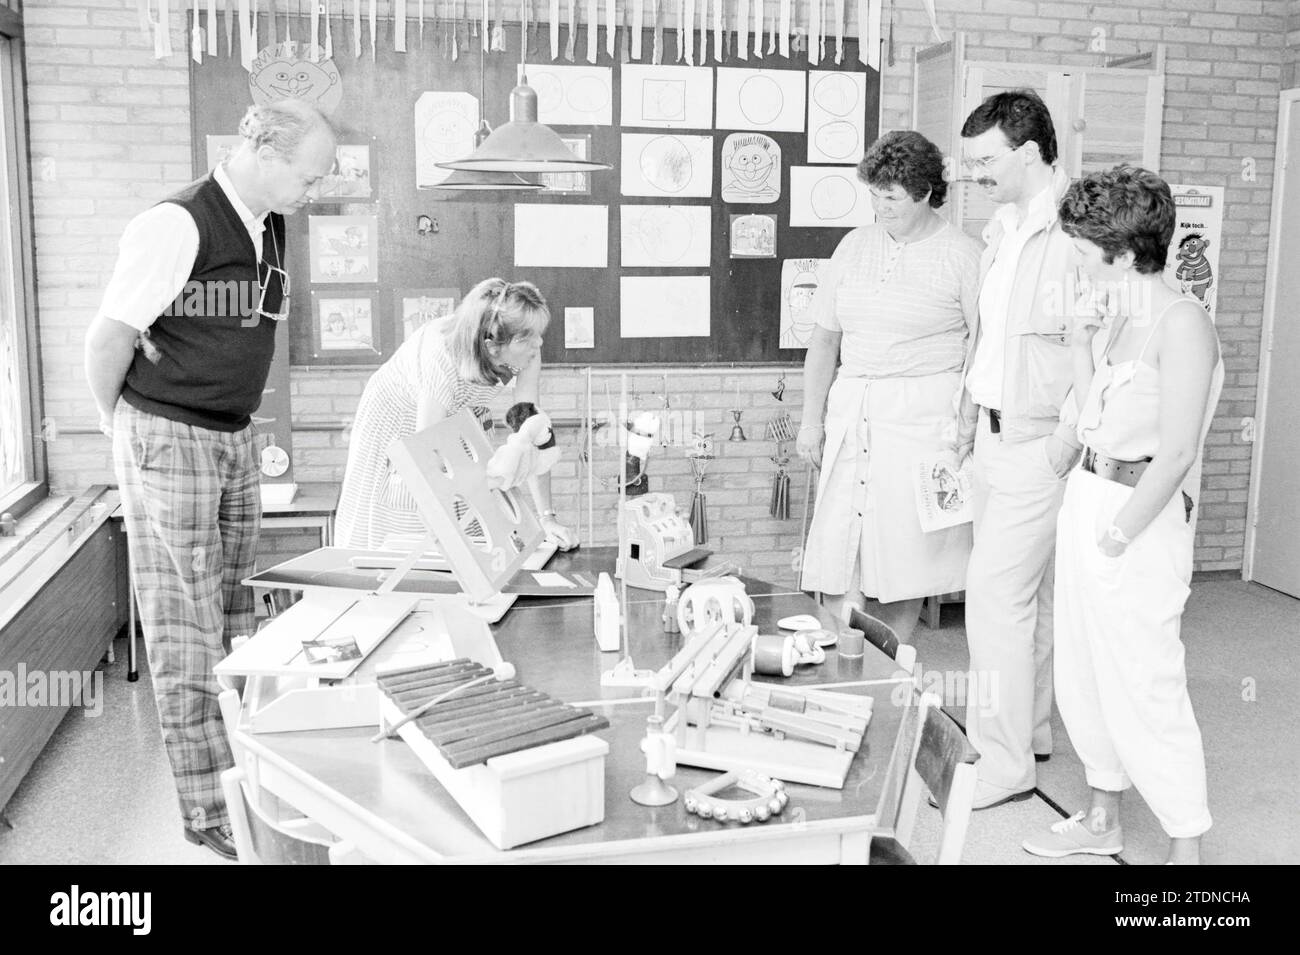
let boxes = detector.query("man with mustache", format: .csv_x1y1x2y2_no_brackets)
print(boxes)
954,90,1083,809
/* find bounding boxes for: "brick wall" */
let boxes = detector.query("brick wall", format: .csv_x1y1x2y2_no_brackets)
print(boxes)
1288,0,1300,87
24,0,1290,576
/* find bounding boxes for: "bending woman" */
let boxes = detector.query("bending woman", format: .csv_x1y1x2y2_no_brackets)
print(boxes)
797,130,982,644
334,278,575,551
1021,166,1222,865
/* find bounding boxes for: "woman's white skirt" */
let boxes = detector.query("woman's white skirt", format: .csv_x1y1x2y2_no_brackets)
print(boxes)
800,372,971,603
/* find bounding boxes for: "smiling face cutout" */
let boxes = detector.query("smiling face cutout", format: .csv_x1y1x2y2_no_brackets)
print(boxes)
248,45,343,113
721,133,781,203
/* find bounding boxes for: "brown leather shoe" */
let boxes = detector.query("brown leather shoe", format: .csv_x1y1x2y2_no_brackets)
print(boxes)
184,824,237,861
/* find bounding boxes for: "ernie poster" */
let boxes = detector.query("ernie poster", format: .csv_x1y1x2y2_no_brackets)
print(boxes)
1165,184,1224,323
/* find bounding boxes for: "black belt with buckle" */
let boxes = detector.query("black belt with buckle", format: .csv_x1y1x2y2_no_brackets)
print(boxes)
1081,446,1151,488
987,407,1001,434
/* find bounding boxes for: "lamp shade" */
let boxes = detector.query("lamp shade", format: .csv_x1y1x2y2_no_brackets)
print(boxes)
421,169,544,191
436,84,612,174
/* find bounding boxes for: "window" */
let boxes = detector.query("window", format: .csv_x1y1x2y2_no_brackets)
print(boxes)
0,8,42,516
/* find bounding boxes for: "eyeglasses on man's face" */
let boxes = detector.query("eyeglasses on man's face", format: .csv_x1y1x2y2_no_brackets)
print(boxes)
961,142,1023,172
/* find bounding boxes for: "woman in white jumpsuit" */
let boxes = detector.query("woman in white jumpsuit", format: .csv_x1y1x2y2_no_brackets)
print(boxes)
797,131,982,643
1022,166,1222,865
334,278,574,552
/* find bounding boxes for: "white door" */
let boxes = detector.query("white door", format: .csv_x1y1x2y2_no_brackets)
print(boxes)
1248,91,1300,598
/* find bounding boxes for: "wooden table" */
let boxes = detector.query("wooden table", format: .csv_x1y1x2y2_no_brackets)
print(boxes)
232,549,916,864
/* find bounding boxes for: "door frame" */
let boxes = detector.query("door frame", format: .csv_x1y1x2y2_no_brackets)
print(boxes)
1244,87,1300,581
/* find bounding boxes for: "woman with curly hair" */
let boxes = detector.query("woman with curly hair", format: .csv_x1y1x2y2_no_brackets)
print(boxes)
797,131,983,643
1021,166,1222,865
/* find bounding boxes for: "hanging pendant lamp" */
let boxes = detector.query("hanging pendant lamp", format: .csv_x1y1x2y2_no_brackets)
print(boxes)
437,81,612,174
436,4,609,175
424,124,545,191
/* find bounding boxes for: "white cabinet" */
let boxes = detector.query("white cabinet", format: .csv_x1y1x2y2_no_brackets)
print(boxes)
913,36,1165,238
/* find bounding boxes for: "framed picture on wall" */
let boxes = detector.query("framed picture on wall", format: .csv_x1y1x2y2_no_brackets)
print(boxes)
538,134,592,195
308,214,380,283
310,288,383,363
312,141,379,203
394,287,460,343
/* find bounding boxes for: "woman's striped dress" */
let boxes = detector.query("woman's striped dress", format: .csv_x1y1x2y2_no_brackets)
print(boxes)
333,317,505,550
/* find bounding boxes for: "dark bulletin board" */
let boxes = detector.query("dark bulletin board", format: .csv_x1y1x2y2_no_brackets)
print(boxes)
190,16,879,366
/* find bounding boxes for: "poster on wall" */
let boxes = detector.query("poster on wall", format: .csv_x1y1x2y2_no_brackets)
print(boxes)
394,288,459,342
1165,184,1224,323
310,288,382,362
715,68,806,132
414,91,479,188
312,142,378,203
619,64,714,129
779,258,831,348
789,167,875,227
720,133,781,204
806,70,867,164
522,64,614,126
308,215,380,283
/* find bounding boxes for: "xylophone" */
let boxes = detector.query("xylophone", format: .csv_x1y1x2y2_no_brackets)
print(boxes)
376,659,609,769
376,659,612,849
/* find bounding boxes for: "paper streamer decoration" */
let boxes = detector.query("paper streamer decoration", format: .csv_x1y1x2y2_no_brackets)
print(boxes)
353,0,361,58
266,0,276,48
153,0,173,60
225,1,234,56
698,0,706,66
240,0,254,70
736,0,748,59
753,0,762,58
324,0,334,58
395,0,407,52
586,0,597,62
653,0,663,63
778,0,790,57
369,0,378,60
713,0,722,63
809,0,821,65
865,0,881,69
207,0,218,55
682,0,692,65
607,0,616,56
566,0,577,61
482,0,490,51
192,0,202,63
835,0,845,63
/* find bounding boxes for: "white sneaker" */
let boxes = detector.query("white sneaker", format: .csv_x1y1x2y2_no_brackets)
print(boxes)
1022,810,1123,858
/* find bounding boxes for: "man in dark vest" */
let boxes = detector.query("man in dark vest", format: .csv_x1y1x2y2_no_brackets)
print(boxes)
85,99,336,860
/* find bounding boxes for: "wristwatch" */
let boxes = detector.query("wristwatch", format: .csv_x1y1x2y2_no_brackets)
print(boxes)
1106,524,1131,545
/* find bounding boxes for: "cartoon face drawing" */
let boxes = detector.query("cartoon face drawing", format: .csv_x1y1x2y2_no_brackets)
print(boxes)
788,272,819,312
248,48,342,111
423,110,474,161
721,134,781,203
1175,232,1213,305
728,141,776,189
